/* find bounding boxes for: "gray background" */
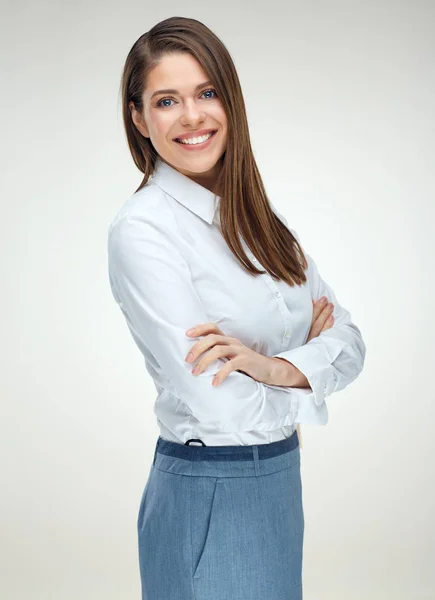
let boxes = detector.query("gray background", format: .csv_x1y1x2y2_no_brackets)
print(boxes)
1,1,434,598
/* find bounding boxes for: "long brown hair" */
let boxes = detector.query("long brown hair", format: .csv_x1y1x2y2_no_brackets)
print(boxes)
120,16,308,287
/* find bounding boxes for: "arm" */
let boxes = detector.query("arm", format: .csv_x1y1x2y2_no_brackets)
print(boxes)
108,211,318,432
270,357,312,388
270,206,367,417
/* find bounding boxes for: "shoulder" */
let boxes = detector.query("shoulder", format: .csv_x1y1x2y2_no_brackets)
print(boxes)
270,203,301,243
108,182,177,246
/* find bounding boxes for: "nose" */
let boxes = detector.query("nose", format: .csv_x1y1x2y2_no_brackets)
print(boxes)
180,98,206,127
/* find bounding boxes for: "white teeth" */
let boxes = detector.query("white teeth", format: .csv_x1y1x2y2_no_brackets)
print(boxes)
177,132,214,145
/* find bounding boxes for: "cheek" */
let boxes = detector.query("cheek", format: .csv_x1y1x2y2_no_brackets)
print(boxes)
148,112,174,138
158,120,173,138
213,105,227,127
215,111,228,141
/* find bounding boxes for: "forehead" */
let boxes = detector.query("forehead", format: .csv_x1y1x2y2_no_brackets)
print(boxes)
145,53,209,95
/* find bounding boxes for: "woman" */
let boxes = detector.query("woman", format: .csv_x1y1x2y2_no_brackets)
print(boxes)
108,16,366,600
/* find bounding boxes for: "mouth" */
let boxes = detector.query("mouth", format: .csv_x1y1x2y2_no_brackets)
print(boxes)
173,130,217,149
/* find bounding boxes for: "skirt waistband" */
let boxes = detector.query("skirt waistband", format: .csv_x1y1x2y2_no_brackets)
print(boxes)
152,430,300,478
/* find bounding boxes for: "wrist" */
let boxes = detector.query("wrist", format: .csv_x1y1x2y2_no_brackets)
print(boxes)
269,357,298,387
270,357,311,389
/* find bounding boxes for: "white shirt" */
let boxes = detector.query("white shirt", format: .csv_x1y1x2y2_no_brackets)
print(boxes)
107,157,366,446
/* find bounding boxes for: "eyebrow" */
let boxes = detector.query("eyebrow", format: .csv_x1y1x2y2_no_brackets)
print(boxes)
150,80,213,100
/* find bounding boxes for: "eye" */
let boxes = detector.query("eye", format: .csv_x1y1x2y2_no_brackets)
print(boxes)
156,97,175,108
155,88,218,108
202,88,217,99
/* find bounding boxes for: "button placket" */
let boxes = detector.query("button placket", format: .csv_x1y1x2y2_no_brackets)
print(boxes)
247,249,293,351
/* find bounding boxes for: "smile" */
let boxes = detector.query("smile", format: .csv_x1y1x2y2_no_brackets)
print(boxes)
174,130,217,150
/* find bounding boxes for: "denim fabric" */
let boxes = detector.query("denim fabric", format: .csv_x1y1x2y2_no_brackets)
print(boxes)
137,430,304,600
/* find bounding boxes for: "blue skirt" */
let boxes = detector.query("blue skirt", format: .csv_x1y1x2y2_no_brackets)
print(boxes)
137,430,304,600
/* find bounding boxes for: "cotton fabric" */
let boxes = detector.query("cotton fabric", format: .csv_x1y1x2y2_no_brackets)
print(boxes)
107,156,366,446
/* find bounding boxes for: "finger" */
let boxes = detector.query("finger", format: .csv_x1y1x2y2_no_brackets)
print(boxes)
186,334,233,364
313,299,334,324
212,359,239,387
312,297,329,321
322,314,334,330
313,302,333,327
192,344,240,376
312,302,323,322
185,322,224,337
310,303,334,338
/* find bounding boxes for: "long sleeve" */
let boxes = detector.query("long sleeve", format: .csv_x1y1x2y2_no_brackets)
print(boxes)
107,212,317,433
271,207,366,420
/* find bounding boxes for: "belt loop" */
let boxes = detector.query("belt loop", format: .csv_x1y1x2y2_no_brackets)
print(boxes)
252,445,260,476
152,437,159,466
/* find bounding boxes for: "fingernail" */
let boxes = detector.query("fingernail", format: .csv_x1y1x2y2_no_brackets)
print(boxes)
319,297,327,303
186,328,195,335
186,352,194,362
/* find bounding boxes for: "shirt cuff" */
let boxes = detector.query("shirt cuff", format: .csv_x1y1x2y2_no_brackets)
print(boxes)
272,337,346,407
261,382,329,426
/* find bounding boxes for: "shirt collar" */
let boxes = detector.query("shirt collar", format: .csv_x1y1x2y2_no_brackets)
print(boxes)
151,156,221,225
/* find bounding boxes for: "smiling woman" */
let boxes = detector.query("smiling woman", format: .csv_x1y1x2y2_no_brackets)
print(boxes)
127,51,228,188
109,14,366,600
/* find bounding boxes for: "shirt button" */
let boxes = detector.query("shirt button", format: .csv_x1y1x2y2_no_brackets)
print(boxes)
285,332,290,338
275,291,281,298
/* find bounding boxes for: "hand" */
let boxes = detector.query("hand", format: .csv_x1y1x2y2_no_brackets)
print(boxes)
185,322,278,387
306,296,334,343
271,296,335,388
295,296,335,450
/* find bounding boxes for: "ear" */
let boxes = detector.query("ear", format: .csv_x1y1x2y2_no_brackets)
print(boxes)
129,101,150,138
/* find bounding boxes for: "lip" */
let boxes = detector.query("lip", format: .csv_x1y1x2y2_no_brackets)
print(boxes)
173,130,217,151
173,128,217,141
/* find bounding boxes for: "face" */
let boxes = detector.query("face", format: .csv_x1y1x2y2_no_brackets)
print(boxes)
130,52,228,191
